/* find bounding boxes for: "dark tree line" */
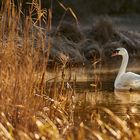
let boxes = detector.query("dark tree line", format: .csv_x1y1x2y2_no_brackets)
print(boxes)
1,0,140,18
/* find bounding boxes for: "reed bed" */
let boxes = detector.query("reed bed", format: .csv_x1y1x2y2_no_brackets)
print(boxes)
0,0,140,140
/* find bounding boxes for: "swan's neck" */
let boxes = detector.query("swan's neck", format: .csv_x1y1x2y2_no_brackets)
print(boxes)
115,53,129,86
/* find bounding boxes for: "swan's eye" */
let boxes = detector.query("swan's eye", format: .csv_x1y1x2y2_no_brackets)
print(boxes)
111,49,120,56
114,50,120,53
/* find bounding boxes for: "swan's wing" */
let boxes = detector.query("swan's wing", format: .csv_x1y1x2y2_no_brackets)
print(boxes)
121,72,140,88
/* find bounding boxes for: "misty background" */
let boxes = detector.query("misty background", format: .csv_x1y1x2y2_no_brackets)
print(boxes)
3,0,140,67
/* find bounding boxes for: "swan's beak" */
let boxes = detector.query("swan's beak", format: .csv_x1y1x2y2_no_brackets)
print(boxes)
111,50,118,57
111,52,117,57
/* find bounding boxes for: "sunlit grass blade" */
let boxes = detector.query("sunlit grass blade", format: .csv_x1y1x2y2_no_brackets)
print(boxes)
0,123,14,140
57,0,78,24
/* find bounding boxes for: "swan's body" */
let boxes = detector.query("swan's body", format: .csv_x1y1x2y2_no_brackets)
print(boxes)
112,48,140,91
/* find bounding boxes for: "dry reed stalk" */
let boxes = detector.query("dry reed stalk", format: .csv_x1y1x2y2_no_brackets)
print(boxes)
0,0,140,140
55,0,79,35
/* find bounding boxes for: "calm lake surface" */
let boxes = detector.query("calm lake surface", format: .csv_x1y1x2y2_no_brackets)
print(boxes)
68,70,140,138
46,67,140,139
47,67,140,118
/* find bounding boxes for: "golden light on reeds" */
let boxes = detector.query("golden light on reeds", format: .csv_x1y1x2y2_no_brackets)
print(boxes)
0,0,140,140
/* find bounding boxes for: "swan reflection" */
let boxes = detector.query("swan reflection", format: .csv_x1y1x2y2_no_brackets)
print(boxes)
114,90,140,104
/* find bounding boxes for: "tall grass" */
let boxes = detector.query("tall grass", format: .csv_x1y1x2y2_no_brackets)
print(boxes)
0,0,140,140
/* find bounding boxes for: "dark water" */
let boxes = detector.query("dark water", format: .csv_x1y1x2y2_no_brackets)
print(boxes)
47,68,140,139
70,73,140,140
73,72,140,120
75,89,140,116
72,88,140,139
48,68,140,117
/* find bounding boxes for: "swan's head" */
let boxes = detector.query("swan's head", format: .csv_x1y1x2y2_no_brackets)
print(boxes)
111,48,127,57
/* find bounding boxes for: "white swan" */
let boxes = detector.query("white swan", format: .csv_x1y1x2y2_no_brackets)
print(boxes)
112,48,140,91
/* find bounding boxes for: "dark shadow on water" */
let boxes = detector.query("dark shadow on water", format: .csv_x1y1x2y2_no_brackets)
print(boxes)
73,74,140,127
